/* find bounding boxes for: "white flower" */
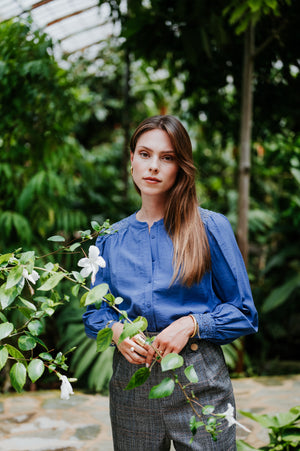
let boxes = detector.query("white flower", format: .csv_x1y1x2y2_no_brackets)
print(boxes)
22,268,40,285
77,245,106,284
218,403,251,433
60,375,74,400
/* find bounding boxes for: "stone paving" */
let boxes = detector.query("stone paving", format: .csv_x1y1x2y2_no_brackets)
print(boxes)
0,374,299,451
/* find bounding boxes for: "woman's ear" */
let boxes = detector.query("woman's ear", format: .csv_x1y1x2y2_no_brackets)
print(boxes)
130,151,134,164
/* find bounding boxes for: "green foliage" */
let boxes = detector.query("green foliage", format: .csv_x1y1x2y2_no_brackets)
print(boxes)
184,365,199,383
0,0,298,402
0,223,113,392
0,18,88,251
248,131,300,369
55,298,114,394
125,367,150,390
224,0,291,34
96,328,113,352
149,377,175,399
161,353,184,372
237,406,300,449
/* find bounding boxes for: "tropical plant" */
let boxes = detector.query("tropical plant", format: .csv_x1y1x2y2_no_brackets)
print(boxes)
0,17,88,251
237,405,300,450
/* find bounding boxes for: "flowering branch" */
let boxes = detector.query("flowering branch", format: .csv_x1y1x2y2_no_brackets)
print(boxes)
0,219,250,442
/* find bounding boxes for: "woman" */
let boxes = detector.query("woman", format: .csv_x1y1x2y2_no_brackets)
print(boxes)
83,115,258,450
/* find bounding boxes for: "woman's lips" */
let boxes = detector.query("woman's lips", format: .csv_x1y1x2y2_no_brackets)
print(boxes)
143,177,161,183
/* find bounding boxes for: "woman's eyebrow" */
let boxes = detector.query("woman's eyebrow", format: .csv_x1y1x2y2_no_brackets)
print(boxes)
136,146,175,153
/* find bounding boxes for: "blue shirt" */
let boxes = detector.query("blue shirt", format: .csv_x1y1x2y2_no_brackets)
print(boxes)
82,208,258,345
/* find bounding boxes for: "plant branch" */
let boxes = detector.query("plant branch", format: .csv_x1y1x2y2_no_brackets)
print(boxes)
253,20,288,59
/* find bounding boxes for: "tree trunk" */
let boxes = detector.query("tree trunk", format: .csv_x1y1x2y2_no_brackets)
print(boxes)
121,49,130,200
235,23,254,374
237,22,254,268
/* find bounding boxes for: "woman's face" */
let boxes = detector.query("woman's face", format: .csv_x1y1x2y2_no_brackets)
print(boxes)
131,129,179,199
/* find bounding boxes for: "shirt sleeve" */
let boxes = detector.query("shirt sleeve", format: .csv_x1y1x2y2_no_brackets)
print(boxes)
82,234,120,340
193,212,258,345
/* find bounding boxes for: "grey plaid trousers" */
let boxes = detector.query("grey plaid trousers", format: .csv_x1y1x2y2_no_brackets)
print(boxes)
109,338,237,450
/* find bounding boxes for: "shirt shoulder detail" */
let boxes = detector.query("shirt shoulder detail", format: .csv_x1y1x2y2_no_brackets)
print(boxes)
95,214,133,248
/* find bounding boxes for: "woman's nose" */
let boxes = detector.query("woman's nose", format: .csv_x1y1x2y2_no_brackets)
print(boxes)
149,157,159,172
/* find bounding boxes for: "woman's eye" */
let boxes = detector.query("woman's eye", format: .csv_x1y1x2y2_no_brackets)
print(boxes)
162,155,174,161
140,151,149,158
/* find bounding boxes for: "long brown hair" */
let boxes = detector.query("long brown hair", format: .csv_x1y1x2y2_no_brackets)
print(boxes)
130,115,211,287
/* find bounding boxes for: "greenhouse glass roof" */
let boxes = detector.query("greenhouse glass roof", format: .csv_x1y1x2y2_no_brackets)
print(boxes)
0,0,120,60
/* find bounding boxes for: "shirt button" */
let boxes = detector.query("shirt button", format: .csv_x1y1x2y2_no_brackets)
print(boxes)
190,343,198,351
147,303,151,308
151,235,155,239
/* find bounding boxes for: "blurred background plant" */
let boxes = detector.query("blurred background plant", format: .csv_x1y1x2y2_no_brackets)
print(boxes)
0,0,299,395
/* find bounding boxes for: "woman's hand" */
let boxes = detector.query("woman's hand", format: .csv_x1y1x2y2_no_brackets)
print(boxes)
112,323,149,365
145,316,195,367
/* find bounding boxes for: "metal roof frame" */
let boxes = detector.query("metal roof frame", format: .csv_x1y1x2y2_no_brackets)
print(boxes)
0,0,118,59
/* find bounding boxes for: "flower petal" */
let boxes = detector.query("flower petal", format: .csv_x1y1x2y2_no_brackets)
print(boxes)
80,266,92,278
88,245,100,260
96,256,106,268
60,375,74,400
77,257,89,268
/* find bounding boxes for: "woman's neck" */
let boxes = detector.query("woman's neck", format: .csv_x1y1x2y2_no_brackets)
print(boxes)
136,196,166,229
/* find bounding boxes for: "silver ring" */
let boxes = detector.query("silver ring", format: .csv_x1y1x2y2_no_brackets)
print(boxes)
130,346,135,352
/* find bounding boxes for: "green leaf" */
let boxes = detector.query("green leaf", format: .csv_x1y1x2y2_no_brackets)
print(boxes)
19,251,35,273
0,282,23,309
118,319,147,344
133,316,148,330
149,377,175,399
262,274,300,313
69,243,81,252
236,439,257,450
184,365,199,383
202,405,215,415
104,293,115,304
290,406,300,416
28,359,44,382
125,367,150,390
6,265,24,289
32,336,48,350
47,235,65,242
0,346,8,371
281,428,300,442
28,319,43,336
0,322,14,340
72,271,84,283
80,229,91,238
0,253,13,267
189,415,205,436
115,296,123,305
240,407,300,429
19,251,35,265
228,2,248,25
71,283,81,297
0,312,8,322
91,220,101,231
18,335,36,351
18,297,37,311
6,344,27,366
161,353,184,372
96,328,113,352
119,310,128,320
84,283,109,307
38,272,65,291
10,362,27,392
39,352,53,361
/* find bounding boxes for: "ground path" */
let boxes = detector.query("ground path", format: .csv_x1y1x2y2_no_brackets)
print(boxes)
0,374,299,450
